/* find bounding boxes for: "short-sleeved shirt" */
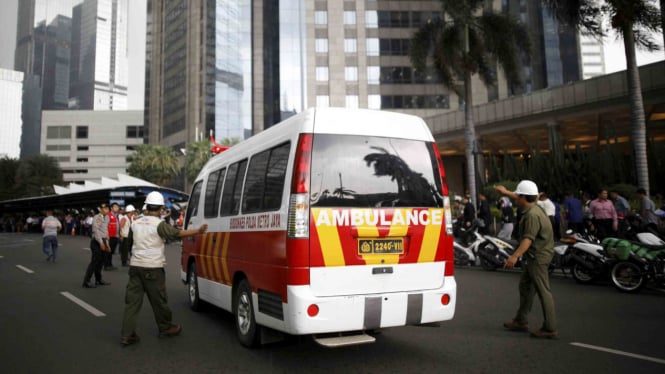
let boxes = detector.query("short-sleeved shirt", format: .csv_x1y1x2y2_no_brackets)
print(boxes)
563,197,584,223
42,216,61,237
519,204,554,265
641,196,659,225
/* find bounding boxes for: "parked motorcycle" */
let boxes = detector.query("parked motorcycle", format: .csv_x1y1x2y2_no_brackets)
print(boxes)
560,229,612,284
609,233,665,293
476,234,520,271
453,223,486,266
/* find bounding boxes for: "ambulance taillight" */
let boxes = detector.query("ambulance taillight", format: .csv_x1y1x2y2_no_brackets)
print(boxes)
288,134,312,239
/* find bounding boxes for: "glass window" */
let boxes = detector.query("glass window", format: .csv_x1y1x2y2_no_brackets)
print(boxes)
77,145,89,151
316,95,330,107
46,126,71,139
367,66,380,84
343,11,356,25
365,11,378,28
204,168,226,218
220,159,248,216
366,38,379,56
316,67,329,81
185,181,203,228
345,95,359,108
344,39,357,53
315,11,327,25
309,134,443,208
368,95,381,109
126,126,144,139
345,66,358,81
242,142,290,213
76,126,88,139
315,38,328,53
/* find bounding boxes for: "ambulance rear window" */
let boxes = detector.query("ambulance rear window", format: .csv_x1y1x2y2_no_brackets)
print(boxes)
309,134,443,208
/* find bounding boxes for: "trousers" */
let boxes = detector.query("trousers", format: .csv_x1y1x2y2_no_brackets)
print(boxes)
42,235,59,260
121,267,173,336
83,239,105,283
514,260,557,331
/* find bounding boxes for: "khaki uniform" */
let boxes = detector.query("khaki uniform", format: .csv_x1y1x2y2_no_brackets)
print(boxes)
514,204,557,332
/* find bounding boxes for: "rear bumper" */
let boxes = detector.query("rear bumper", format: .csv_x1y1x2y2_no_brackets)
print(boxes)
282,276,456,335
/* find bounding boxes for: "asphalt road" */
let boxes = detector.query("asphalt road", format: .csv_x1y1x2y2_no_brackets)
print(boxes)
1,232,664,374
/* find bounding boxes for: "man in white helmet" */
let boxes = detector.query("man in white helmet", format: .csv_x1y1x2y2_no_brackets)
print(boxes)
495,180,557,339
120,191,208,346
118,204,136,267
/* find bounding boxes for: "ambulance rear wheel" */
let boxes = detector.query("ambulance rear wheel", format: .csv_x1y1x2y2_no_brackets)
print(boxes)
234,279,259,347
187,262,203,311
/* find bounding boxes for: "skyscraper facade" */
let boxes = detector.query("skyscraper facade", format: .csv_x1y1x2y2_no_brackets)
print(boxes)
146,0,582,153
69,0,129,110
14,0,131,157
0,69,24,159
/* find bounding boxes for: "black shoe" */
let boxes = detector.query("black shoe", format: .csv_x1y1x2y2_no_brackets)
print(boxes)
95,280,111,286
82,282,97,288
121,332,140,346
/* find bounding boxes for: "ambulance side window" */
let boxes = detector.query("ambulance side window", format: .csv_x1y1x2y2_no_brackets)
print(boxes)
242,142,290,213
184,181,203,229
220,159,248,216
204,168,226,218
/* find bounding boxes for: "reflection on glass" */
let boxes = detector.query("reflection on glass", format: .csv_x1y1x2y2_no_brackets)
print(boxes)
310,134,443,208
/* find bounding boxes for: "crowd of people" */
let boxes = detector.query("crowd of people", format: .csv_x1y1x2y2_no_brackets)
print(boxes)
453,187,665,241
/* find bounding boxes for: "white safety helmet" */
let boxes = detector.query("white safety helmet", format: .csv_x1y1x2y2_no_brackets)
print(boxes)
125,204,136,213
145,191,165,206
514,180,539,196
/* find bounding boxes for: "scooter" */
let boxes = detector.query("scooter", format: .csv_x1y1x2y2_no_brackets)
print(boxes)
453,223,486,266
476,234,520,271
561,229,610,284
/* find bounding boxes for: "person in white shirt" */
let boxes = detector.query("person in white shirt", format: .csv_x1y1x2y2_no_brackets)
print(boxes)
538,192,556,234
41,210,62,262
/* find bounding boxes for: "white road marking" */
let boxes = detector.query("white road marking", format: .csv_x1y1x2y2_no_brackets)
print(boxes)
83,247,90,251
16,265,34,274
0,255,4,259
571,342,665,365
60,292,106,317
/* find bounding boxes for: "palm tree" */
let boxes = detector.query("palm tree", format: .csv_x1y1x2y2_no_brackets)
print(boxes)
14,154,63,197
127,144,180,186
543,0,662,194
0,157,20,200
410,0,530,203
184,140,212,184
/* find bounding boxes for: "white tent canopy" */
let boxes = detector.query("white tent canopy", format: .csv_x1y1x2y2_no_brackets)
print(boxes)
53,174,158,196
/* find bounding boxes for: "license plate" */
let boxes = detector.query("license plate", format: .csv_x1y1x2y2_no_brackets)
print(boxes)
358,238,404,255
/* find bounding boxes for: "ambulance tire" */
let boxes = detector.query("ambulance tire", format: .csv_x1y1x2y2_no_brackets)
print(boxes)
187,262,203,312
234,279,259,347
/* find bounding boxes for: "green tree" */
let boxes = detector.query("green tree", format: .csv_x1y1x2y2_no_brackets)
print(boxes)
0,157,21,200
127,144,180,186
185,140,212,184
184,137,242,184
14,154,63,197
410,0,530,203
543,0,662,194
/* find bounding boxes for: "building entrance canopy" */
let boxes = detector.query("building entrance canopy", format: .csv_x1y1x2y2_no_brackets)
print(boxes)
0,174,189,216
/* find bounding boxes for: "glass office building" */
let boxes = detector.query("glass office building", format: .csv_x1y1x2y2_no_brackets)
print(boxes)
146,0,581,150
0,69,24,159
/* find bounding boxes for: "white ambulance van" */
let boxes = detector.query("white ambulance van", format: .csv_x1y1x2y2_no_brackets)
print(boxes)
181,107,456,347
